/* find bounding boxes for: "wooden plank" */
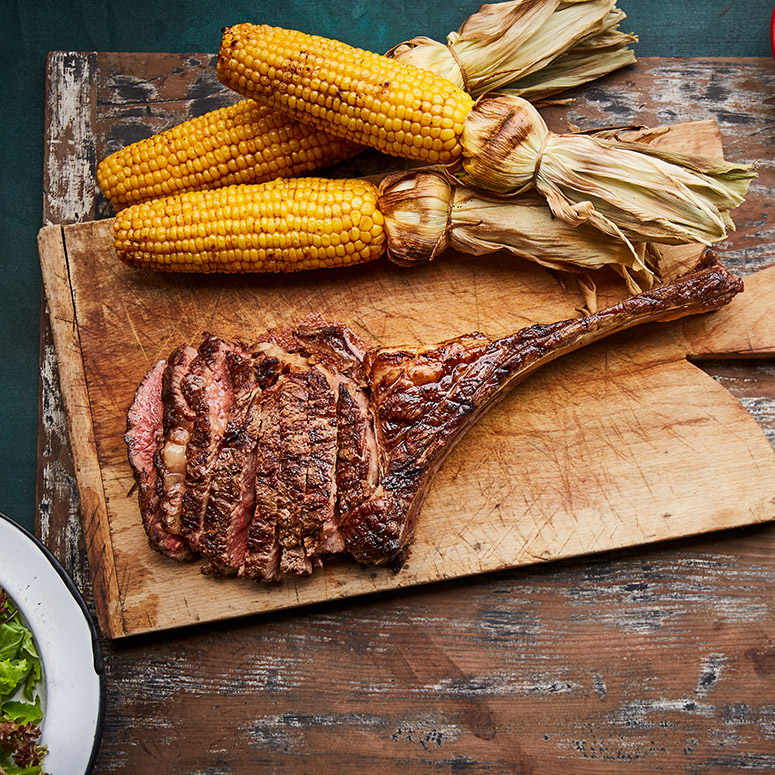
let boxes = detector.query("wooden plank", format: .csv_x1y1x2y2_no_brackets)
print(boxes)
93,547,775,772
37,51,97,576
42,51,97,226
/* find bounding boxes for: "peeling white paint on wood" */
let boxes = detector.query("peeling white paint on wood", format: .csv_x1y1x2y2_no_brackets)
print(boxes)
44,52,96,225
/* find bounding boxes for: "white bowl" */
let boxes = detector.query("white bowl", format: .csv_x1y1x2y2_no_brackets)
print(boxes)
0,513,104,773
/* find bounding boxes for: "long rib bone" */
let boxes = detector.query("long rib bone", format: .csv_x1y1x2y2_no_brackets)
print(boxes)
342,253,743,565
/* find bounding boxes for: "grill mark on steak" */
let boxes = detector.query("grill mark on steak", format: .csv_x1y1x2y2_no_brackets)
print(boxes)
275,368,315,576
299,364,341,557
253,334,345,573
335,380,380,523
274,314,376,541
156,344,197,535
126,359,194,561
242,380,283,581
179,335,245,551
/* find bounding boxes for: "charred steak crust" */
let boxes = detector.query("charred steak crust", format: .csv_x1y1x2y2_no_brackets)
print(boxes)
295,364,340,559
335,381,379,522
243,380,283,581
198,349,271,574
127,254,742,579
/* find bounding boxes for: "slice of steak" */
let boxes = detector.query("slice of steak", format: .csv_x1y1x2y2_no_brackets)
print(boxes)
343,255,744,566
156,344,197,535
199,348,284,574
274,367,317,576
281,315,379,541
242,379,284,582
298,363,342,558
179,335,246,551
245,360,341,578
245,328,354,577
335,380,380,523
126,359,194,561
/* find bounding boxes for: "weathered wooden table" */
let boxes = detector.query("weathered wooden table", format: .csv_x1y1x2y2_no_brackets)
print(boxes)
40,52,775,772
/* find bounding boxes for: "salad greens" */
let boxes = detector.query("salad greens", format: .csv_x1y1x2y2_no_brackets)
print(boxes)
0,589,47,775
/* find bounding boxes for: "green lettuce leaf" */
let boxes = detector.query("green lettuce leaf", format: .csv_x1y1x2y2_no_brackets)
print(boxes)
0,622,25,661
0,764,43,775
0,659,29,696
2,696,43,725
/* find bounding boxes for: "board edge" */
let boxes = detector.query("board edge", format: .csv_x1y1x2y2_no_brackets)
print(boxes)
37,223,127,639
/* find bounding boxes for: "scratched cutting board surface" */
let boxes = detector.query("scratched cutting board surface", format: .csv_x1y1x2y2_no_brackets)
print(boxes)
39,106,775,637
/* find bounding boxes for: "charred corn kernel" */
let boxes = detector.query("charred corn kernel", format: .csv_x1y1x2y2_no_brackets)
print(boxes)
97,99,361,211
217,24,474,164
113,177,387,273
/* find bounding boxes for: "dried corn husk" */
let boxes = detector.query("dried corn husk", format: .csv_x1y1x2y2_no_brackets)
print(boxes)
457,94,756,249
498,11,638,101
377,169,656,297
389,0,636,101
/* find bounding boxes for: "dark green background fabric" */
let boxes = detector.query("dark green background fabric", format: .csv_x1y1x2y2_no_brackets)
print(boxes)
0,0,772,533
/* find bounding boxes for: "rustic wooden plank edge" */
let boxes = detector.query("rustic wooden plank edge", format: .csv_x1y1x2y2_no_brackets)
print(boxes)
38,52,101,598
38,51,99,567
43,51,98,226
36,293,87,585
37,224,125,638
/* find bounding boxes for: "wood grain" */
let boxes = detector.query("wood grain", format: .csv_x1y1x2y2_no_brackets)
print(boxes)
38,53,775,772
36,225,124,634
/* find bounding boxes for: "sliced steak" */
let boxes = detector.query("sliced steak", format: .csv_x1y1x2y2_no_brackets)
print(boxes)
335,380,379,523
248,337,344,575
156,344,197,535
179,335,246,551
273,367,319,576
295,363,341,559
199,348,285,574
126,359,194,561
283,314,377,541
242,379,284,581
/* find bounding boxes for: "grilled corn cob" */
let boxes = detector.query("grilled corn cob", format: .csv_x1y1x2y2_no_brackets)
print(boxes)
218,24,473,165
113,172,651,297
114,177,386,273
97,100,361,211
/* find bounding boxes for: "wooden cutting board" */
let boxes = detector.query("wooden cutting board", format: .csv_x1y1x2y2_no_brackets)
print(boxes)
38,119,775,639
